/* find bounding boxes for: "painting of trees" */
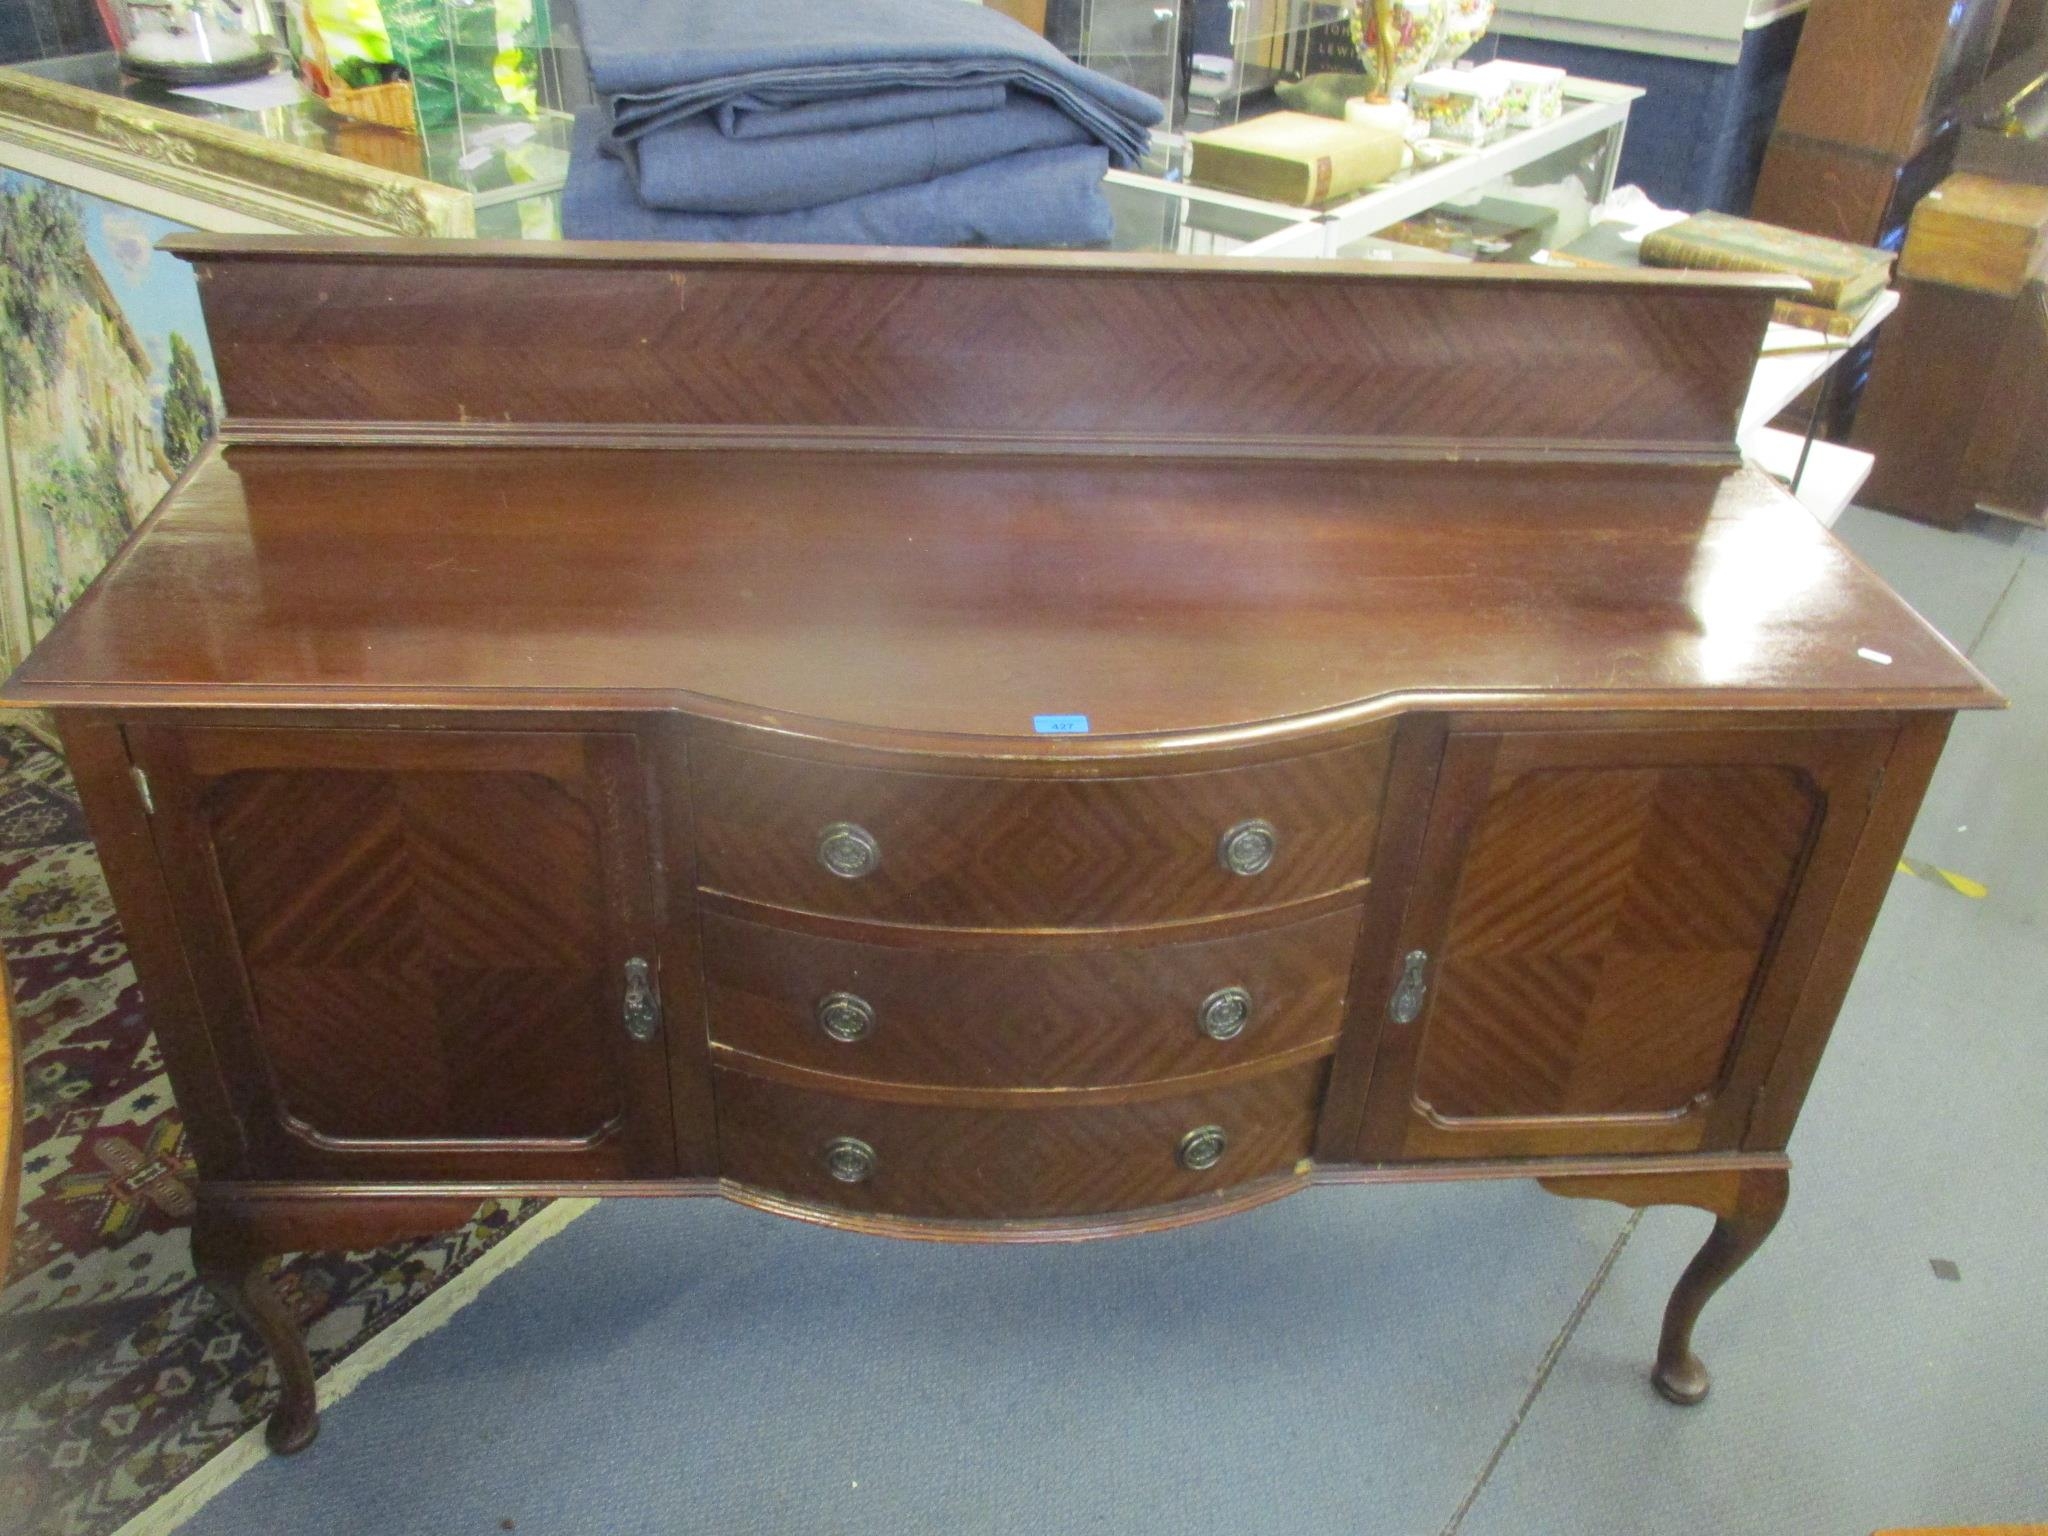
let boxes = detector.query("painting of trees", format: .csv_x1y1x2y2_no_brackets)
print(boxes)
160,331,216,471
0,178,89,402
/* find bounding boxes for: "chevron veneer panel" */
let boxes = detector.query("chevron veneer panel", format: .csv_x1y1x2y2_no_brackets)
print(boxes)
119,723,674,1182
1413,762,1819,1123
169,237,1787,455
206,765,620,1141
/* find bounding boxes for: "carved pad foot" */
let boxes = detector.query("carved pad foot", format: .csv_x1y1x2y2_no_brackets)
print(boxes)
1650,1348,1711,1406
260,1360,322,1456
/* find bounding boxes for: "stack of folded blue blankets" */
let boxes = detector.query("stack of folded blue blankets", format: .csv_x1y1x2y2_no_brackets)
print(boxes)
563,0,1164,247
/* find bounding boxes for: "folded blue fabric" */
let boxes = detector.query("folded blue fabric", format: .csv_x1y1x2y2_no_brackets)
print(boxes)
580,0,1161,168
717,82,1006,139
563,111,1113,248
610,92,1092,214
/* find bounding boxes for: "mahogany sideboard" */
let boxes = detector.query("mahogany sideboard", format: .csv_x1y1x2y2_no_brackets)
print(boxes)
0,236,2000,1455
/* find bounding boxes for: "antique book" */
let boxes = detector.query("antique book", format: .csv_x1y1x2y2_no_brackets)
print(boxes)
1639,211,1895,310
1188,111,1403,206
1547,226,1878,335
1769,293,1883,337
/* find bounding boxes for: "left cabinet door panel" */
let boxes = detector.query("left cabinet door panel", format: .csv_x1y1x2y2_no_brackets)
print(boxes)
127,725,676,1180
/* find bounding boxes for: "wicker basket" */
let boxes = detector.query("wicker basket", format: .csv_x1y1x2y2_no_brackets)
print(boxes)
292,14,419,133
330,118,428,174
319,74,417,129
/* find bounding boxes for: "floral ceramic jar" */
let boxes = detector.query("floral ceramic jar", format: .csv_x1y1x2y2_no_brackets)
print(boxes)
1350,0,1447,102
1431,0,1495,67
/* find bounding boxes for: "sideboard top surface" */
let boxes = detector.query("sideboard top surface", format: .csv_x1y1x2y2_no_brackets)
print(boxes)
2,444,1996,743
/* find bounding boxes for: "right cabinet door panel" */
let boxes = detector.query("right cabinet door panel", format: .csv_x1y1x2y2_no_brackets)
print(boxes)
1357,724,1893,1161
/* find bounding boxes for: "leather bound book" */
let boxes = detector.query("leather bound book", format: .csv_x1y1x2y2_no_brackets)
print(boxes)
1188,112,1404,207
1545,226,1877,334
1639,211,1896,310
1770,294,1882,337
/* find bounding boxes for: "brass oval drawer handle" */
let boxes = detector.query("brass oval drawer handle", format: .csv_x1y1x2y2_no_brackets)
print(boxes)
1177,1124,1228,1172
824,1136,877,1184
816,991,877,1044
817,822,881,880
1197,986,1253,1041
1217,819,1278,877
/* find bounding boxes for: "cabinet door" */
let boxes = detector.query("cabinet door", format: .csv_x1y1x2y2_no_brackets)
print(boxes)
129,725,674,1179
1356,725,1892,1161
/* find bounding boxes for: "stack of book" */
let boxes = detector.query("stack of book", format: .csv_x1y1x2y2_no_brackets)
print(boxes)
1548,210,1895,337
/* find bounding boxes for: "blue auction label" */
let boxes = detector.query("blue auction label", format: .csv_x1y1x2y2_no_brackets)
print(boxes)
1032,714,1091,735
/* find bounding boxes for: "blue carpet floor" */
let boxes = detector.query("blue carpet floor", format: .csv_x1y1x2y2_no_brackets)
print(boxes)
180,509,2047,1536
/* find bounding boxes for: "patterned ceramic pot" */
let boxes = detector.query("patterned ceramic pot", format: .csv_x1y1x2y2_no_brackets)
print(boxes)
1431,0,1495,67
1349,0,1448,101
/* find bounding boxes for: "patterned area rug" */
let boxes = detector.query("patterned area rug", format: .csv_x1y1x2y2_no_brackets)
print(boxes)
0,725,551,1536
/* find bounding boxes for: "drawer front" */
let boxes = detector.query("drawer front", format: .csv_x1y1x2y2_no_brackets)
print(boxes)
714,1058,1329,1220
704,905,1361,1088
692,737,1388,927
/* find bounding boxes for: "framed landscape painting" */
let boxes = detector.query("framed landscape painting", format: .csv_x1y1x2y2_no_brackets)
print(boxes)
0,57,484,687
0,171,220,665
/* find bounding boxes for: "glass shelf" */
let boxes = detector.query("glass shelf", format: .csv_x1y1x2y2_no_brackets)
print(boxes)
9,43,1633,257
1109,78,1641,257
11,46,585,236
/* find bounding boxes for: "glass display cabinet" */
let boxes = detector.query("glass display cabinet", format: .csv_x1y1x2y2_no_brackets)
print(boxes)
1108,74,1638,256
0,47,581,238
0,42,582,676
1185,0,1357,131
1045,0,1184,161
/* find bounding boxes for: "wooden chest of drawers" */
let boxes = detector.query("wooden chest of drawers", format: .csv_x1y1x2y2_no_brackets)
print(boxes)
696,731,1386,1224
715,1057,1331,1222
693,735,1386,925
0,237,1999,1456
700,900,1361,1088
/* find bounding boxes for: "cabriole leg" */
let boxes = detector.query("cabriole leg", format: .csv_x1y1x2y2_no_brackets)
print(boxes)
1540,1163,1790,1406
187,1193,483,1456
1649,1167,1789,1404
190,1215,319,1455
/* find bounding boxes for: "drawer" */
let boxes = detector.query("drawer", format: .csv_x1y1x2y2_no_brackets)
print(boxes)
714,1057,1329,1220
692,737,1389,927
704,904,1361,1088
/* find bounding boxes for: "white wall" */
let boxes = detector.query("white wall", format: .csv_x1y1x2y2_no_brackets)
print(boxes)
1493,0,1810,62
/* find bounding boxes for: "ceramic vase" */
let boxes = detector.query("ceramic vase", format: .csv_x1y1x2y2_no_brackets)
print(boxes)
1431,0,1494,67
1349,0,1447,103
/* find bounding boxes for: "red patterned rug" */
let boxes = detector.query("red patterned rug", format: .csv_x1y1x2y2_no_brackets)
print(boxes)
0,725,553,1536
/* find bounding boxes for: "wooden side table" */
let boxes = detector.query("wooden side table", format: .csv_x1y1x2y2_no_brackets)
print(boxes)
1854,171,2048,530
